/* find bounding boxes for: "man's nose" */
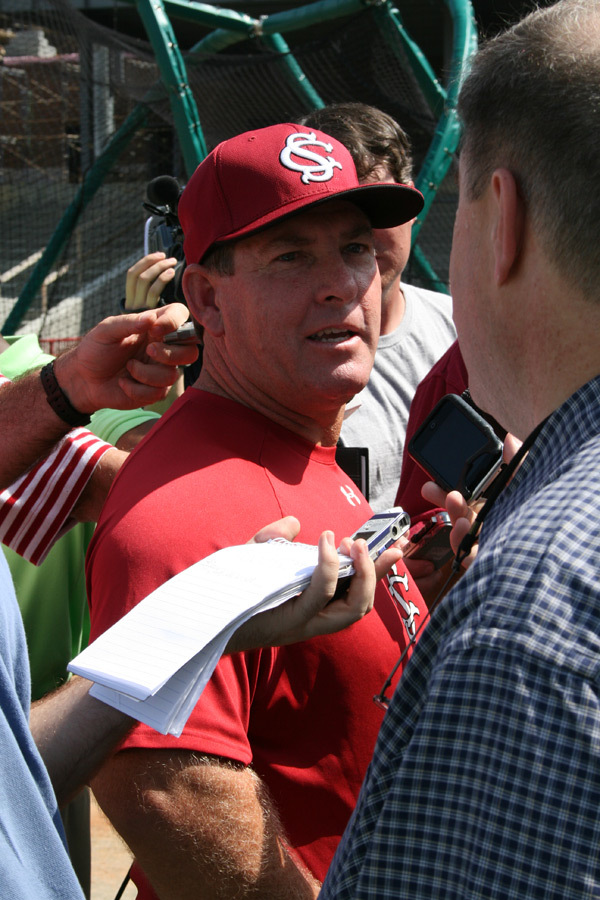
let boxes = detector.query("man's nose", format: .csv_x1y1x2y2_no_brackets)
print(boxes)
313,254,361,305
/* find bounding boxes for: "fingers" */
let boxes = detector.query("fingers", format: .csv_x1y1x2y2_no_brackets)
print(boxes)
449,515,475,558
225,530,340,652
87,304,190,349
420,483,473,530
345,538,377,612
274,531,370,644
117,370,180,407
144,303,192,336
226,532,380,653
418,484,478,572
503,432,522,464
421,480,449,509
84,311,155,347
248,516,301,545
125,253,177,310
144,342,199,369
143,308,199,372
444,490,471,523
122,358,186,390
300,538,376,639
372,543,403,581
308,530,345,607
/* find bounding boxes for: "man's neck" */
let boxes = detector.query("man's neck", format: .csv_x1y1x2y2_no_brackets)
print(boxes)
380,280,406,335
195,366,345,448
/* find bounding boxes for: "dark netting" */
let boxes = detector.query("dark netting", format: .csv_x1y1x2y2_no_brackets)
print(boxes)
183,9,438,161
0,0,460,343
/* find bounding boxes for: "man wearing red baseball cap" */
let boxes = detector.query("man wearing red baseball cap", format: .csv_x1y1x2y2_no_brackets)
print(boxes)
86,123,427,900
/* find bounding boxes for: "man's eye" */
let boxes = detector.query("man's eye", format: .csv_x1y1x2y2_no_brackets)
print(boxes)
275,251,299,262
345,242,371,255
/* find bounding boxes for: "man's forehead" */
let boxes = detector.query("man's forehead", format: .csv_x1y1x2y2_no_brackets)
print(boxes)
243,200,373,248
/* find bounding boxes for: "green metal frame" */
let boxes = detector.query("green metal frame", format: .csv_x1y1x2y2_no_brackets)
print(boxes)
6,0,477,330
412,0,477,231
136,0,207,171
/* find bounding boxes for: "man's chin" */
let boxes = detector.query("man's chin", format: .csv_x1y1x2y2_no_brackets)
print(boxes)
320,381,369,410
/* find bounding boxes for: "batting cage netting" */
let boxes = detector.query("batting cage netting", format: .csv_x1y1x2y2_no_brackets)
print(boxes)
0,0,476,344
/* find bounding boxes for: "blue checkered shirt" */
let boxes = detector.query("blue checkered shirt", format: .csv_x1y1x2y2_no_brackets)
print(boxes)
321,376,600,899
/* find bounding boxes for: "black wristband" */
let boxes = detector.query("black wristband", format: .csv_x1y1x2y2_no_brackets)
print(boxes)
40,360,91,428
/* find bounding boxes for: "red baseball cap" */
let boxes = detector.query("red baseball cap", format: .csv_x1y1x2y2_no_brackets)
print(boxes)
178,122,424,264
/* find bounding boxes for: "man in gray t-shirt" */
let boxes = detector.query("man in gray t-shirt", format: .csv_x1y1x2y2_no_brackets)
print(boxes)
342,282,455,509
303,104,456,510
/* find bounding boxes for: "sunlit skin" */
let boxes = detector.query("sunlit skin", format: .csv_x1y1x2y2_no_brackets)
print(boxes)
184,200,382,447
448,155,500,425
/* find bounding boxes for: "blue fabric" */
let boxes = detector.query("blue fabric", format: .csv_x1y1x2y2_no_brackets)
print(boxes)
321,376,600,899
0,552,84,899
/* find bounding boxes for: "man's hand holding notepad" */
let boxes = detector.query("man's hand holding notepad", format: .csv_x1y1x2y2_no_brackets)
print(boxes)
69,510,407,737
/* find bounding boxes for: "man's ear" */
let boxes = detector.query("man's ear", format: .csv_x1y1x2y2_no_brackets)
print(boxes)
491,168,525,285
182,264,225,336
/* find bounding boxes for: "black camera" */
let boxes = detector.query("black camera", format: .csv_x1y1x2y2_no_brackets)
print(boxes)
408,393,504,502
143,175,186,305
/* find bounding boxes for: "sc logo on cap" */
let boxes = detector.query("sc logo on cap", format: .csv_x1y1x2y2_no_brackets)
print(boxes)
279,131,343,184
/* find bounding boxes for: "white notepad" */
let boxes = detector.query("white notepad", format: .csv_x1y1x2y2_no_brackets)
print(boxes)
69,539,354,737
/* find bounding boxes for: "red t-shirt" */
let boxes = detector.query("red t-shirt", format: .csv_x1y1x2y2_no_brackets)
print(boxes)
395,341,468,517
87,390,427,895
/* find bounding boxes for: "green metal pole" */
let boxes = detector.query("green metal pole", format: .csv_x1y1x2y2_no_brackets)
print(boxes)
3,103,149,334
139,0,368,34
412,0,478,247
260,0,366,35
136,0,207,174
262,33,324,110
188,28,247,54
163,0,258,33
410,244,451,294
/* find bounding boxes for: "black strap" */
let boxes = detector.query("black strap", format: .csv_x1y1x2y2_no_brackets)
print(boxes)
113,864,133,900
453,416,548,568
39,360,91,428
373,416,549,709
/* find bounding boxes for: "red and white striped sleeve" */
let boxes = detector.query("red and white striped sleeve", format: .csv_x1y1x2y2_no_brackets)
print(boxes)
0,375,111,564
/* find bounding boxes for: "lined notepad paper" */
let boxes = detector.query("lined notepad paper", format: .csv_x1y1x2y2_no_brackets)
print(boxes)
69,539,353,737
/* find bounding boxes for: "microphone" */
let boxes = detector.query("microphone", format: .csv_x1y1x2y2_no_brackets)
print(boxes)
144,176,182,221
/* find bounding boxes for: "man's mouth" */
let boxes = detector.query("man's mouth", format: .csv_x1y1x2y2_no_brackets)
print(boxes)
308,328,356,343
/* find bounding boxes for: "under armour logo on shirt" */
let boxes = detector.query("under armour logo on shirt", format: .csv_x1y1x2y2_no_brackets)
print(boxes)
340,484,361,506
279,132,343,184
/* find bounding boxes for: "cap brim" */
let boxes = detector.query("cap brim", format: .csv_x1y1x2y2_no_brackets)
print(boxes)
337,182,424,228
205,182,424,259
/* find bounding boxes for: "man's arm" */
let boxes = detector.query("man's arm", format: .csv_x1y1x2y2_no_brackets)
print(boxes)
92,749,320,900
0,425,112,564
32,518,393,814
0,304,194,490
29,675,135,808
0,371,79,489
89,528,398,900
69,446,129,523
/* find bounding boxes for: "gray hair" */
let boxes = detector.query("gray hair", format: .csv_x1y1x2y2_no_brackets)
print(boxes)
457,0,600,300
